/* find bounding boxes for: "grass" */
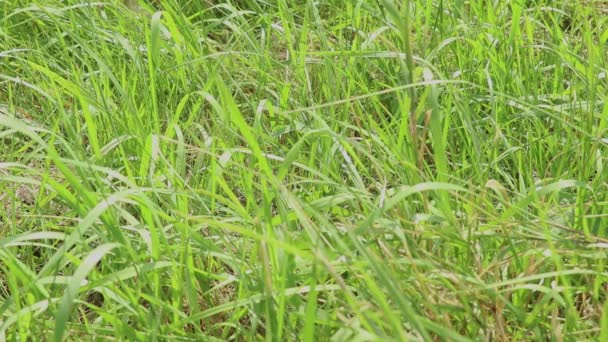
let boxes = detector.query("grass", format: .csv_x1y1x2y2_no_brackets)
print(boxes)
0,0,607,340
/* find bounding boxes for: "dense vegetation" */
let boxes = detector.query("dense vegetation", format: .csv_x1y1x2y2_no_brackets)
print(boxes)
1,0,607,340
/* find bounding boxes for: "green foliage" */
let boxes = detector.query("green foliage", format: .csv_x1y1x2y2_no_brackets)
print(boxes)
1,0,607,340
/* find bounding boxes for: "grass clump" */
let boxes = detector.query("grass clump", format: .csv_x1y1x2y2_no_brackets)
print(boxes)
1,0,607,340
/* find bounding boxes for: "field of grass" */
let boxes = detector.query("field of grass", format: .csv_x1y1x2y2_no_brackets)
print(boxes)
1,0,607,340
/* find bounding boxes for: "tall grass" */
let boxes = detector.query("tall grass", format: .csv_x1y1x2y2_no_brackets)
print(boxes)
1,0,607,340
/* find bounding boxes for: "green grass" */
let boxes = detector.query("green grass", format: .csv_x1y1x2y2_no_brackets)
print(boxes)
0,0,607,340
